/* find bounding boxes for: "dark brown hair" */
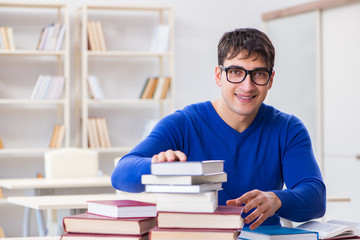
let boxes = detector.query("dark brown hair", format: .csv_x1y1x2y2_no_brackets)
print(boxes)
217,28,275,70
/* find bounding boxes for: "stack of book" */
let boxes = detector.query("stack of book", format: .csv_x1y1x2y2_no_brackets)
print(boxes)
61,199,157,240
142,160,243,240
87,117,112,148
36,23,65,51
30,75,65,99
140,77,171,100
87,21,107,51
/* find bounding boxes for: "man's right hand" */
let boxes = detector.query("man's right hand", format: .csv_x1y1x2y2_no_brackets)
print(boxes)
151,150,187,162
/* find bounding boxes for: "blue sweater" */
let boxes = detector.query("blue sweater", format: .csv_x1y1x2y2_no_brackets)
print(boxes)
111,101,326,226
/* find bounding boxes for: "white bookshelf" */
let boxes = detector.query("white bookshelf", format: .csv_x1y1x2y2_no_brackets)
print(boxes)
0,2,70,154
75,4,174,153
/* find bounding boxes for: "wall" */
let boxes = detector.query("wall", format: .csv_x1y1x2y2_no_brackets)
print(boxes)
0,0,316,237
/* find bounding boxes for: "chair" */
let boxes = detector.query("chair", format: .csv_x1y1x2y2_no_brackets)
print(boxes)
31,148,99,236
45,148,99,178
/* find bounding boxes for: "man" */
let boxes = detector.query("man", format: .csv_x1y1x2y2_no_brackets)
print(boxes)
111,28,326,230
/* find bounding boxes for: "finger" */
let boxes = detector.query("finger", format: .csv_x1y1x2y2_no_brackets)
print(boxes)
226,199,238,206
236,190,260,207
244,204,266,224
175,151,187,162
151,155,159,163
249,213,268,230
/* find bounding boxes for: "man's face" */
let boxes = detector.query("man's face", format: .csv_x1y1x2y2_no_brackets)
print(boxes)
215,51,274,121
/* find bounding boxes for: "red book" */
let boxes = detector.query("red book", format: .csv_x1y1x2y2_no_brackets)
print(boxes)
156,205,244,230
61,232,149,240
149,227,240,240
63,213,155,235
87,199,157,218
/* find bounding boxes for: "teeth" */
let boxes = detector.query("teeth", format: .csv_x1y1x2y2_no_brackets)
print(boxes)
239,96,253,99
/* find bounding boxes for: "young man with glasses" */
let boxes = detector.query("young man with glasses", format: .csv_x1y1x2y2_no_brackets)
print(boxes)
112,28,326,230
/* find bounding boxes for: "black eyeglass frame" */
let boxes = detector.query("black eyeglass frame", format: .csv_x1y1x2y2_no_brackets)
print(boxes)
219,65,273,86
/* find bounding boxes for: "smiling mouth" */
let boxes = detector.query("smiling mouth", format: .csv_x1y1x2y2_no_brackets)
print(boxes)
235,93,256,100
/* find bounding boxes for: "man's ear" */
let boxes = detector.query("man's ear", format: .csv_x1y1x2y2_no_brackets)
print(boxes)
215,66,222,87
268,70,275,90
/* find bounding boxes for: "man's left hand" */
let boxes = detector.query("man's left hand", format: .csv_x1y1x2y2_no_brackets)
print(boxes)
226,189,282,230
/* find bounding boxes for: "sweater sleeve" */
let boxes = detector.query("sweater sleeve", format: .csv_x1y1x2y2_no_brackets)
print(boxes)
272,115,326,222
111,111,186,193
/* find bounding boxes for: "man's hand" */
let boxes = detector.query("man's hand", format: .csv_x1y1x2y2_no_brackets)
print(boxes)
151,150,187,162
226,189,282,230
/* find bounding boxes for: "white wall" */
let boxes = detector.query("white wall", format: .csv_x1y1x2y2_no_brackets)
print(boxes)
1,0,317,237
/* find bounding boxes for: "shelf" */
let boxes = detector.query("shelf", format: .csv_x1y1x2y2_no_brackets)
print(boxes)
0,148,52,155
87,98,172,105
0,50,66,56
0,99,66,105
87,51,171,58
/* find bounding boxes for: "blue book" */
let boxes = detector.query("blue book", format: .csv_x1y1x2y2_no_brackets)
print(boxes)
239,226,319,240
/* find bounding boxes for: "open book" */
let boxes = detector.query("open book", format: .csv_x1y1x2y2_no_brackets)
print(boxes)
296,220,360,239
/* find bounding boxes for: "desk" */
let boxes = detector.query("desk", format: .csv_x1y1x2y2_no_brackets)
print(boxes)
0,177,112,237
8,194,120,237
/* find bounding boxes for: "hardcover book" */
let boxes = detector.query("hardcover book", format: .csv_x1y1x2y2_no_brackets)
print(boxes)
63,213,155,235
145,182,222,193
156,205,244,229
239,226,319,240
141,172,227,185
150,160,224,175
149,227,240,240
156,198,218,213
61,232,149,240
87,199,157,218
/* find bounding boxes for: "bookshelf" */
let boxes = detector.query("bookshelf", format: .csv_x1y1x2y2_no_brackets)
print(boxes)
0,2,70,155
75,5,174,154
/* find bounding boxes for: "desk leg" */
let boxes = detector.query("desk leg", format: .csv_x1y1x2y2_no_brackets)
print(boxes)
22,207,30,237
35,209,46,236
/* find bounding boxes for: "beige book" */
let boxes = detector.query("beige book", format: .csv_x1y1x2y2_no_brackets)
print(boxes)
95,117,106,148
0,26,10,50
141,77,155,99
87,22,97,51
54,124,65,148
161,77,171,99
87,118,100,148
6,27,16,50
90,21,101,51
49,125,60,148
0,136,3,148
95,21,107,51
100,117,111,148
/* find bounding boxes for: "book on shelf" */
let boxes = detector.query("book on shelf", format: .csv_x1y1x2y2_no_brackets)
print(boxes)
87,21,106,51
150,160,224,176
88,75,105,99
0,26,10,50
37,23,65,51
141,172,227,185
0,136,4,149
156,198,218,213
62,212,155,235
296,220,360,239
87,199,157,218
87,117,111,148
30,75,65,99
145,182,222,194
150,24,170,53
140,77,158,99
5,27,15,50
156,205,244,229
153,77,171,100
239,225,319,240
61,233,148,240
49,124,65,148
149,227,240,240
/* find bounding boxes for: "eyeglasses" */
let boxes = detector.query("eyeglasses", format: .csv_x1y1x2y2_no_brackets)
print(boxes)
219,65,273,86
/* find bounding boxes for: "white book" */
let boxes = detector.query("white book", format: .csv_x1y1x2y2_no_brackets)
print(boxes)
6,27,15,50
142,172,227,185
88,75,104,99
55,24,65,51
150,24,170,53
151,160,224,176
152,77,165,100
145,182,222,193
155,191,218,202
44,24,55,50
30,75,44,99
297,220,360,240
157,198,218,213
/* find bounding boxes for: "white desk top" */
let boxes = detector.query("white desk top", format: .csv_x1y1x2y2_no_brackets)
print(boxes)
0,176,111,190
4,237,59,240
7,193,120,210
